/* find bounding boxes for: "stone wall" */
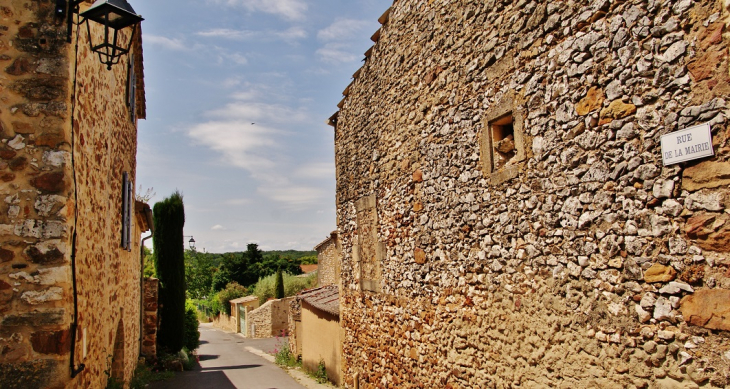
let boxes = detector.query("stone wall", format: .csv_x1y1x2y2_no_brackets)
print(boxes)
334,0,730,388
316,233,341,287
248,297,294,338
142,278,158,359
288,297,302,355
0,1,145,388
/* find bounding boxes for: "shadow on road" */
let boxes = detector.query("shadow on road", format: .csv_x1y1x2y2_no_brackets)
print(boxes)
150,370,237,389
198,354,219,361
200,364,262,371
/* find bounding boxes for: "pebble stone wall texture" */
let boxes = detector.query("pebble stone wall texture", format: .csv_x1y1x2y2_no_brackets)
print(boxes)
248,297,294,338
142,278,159,359
334,0,730,388
0,1,145,388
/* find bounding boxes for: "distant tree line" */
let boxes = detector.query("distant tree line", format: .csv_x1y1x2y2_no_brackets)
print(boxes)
183,245,316,300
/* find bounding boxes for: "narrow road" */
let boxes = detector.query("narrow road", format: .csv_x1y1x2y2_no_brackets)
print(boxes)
150,323,306,389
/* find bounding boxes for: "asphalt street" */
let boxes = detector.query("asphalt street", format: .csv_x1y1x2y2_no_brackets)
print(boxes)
150,324,306,389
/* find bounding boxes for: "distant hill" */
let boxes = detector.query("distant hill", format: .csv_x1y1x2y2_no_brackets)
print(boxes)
262,250,316,260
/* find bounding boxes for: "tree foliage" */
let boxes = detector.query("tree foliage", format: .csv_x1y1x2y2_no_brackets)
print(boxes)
184,250,214,299
217,282,247,315
142,246,156,278
153,191,186,353
252,272,316,304
183,247,316,313
274,269,284,299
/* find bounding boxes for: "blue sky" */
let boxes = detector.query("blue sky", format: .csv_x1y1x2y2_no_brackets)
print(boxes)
133,0,391,252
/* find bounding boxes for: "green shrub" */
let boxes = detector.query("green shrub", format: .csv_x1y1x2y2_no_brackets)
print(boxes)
310,359,328,384
217,282,247,315
208,292,222,316
252,272,316,304
183,300,200,351
129,363,174,389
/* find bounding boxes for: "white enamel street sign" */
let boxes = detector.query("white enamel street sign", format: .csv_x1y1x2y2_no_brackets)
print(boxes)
660,122,714,166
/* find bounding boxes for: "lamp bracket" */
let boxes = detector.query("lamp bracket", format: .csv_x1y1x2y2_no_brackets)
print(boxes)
63,0,86,43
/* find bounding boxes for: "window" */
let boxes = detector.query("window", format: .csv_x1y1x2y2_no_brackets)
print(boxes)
121,172,133,251
480,93,526,184
490,114,516,170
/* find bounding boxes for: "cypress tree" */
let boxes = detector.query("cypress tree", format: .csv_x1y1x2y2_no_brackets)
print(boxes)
153,191,186,353
274,268,284,299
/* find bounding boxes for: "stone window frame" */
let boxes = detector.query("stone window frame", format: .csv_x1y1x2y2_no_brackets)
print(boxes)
480,93,527,185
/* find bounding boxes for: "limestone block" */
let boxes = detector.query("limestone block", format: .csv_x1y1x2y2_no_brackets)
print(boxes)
685,212,730,252
20,287,63,305
644,264,677,283
682,161,730,191
680,289,730,331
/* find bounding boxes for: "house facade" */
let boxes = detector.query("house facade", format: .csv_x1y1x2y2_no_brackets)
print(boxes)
299,286,342,386
314,231,341,287
229,295,259,336
0,1,146,388
333,0,730,388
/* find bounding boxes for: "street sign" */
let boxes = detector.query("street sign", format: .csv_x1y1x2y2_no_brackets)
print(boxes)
660,122,714,166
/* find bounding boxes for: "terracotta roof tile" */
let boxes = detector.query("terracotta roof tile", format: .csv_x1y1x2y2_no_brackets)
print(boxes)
299,285,339,317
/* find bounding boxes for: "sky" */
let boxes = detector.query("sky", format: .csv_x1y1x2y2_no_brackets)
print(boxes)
132,0,392,252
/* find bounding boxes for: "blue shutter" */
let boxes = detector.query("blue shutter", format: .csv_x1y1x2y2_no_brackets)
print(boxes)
127,177,134,251
121,172,129,249
128,54,136,122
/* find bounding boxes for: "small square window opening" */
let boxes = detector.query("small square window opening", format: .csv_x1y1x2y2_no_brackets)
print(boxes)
490,114,515,171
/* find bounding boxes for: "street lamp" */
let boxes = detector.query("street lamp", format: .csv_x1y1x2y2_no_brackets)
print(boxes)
184,236,196,250
60,0,144,70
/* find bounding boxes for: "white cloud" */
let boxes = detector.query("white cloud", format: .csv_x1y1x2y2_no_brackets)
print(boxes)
211,224,226,230
196,28,259,40
197,27,307,43
277,27,307,41
187,88,329,211
317,19,371,41
230,90,260,100
315,18,376,64
294,162,335,179
145,35,188,51
206,101,308,123
222,77,243,88
225,198,252,205
187,120,279,172
219,52,249,66
188,100,309,176
316,43,360,63
213,0,307,21
258,185,326,208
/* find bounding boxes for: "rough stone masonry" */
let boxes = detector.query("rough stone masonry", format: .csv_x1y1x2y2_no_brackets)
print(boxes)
0,1,146,388
333,0,730,387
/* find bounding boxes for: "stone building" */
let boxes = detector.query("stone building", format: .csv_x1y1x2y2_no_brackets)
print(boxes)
331,0,730,388
247,296,294,338
230,295,259,336
0,1,147,388
314,231,341,287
